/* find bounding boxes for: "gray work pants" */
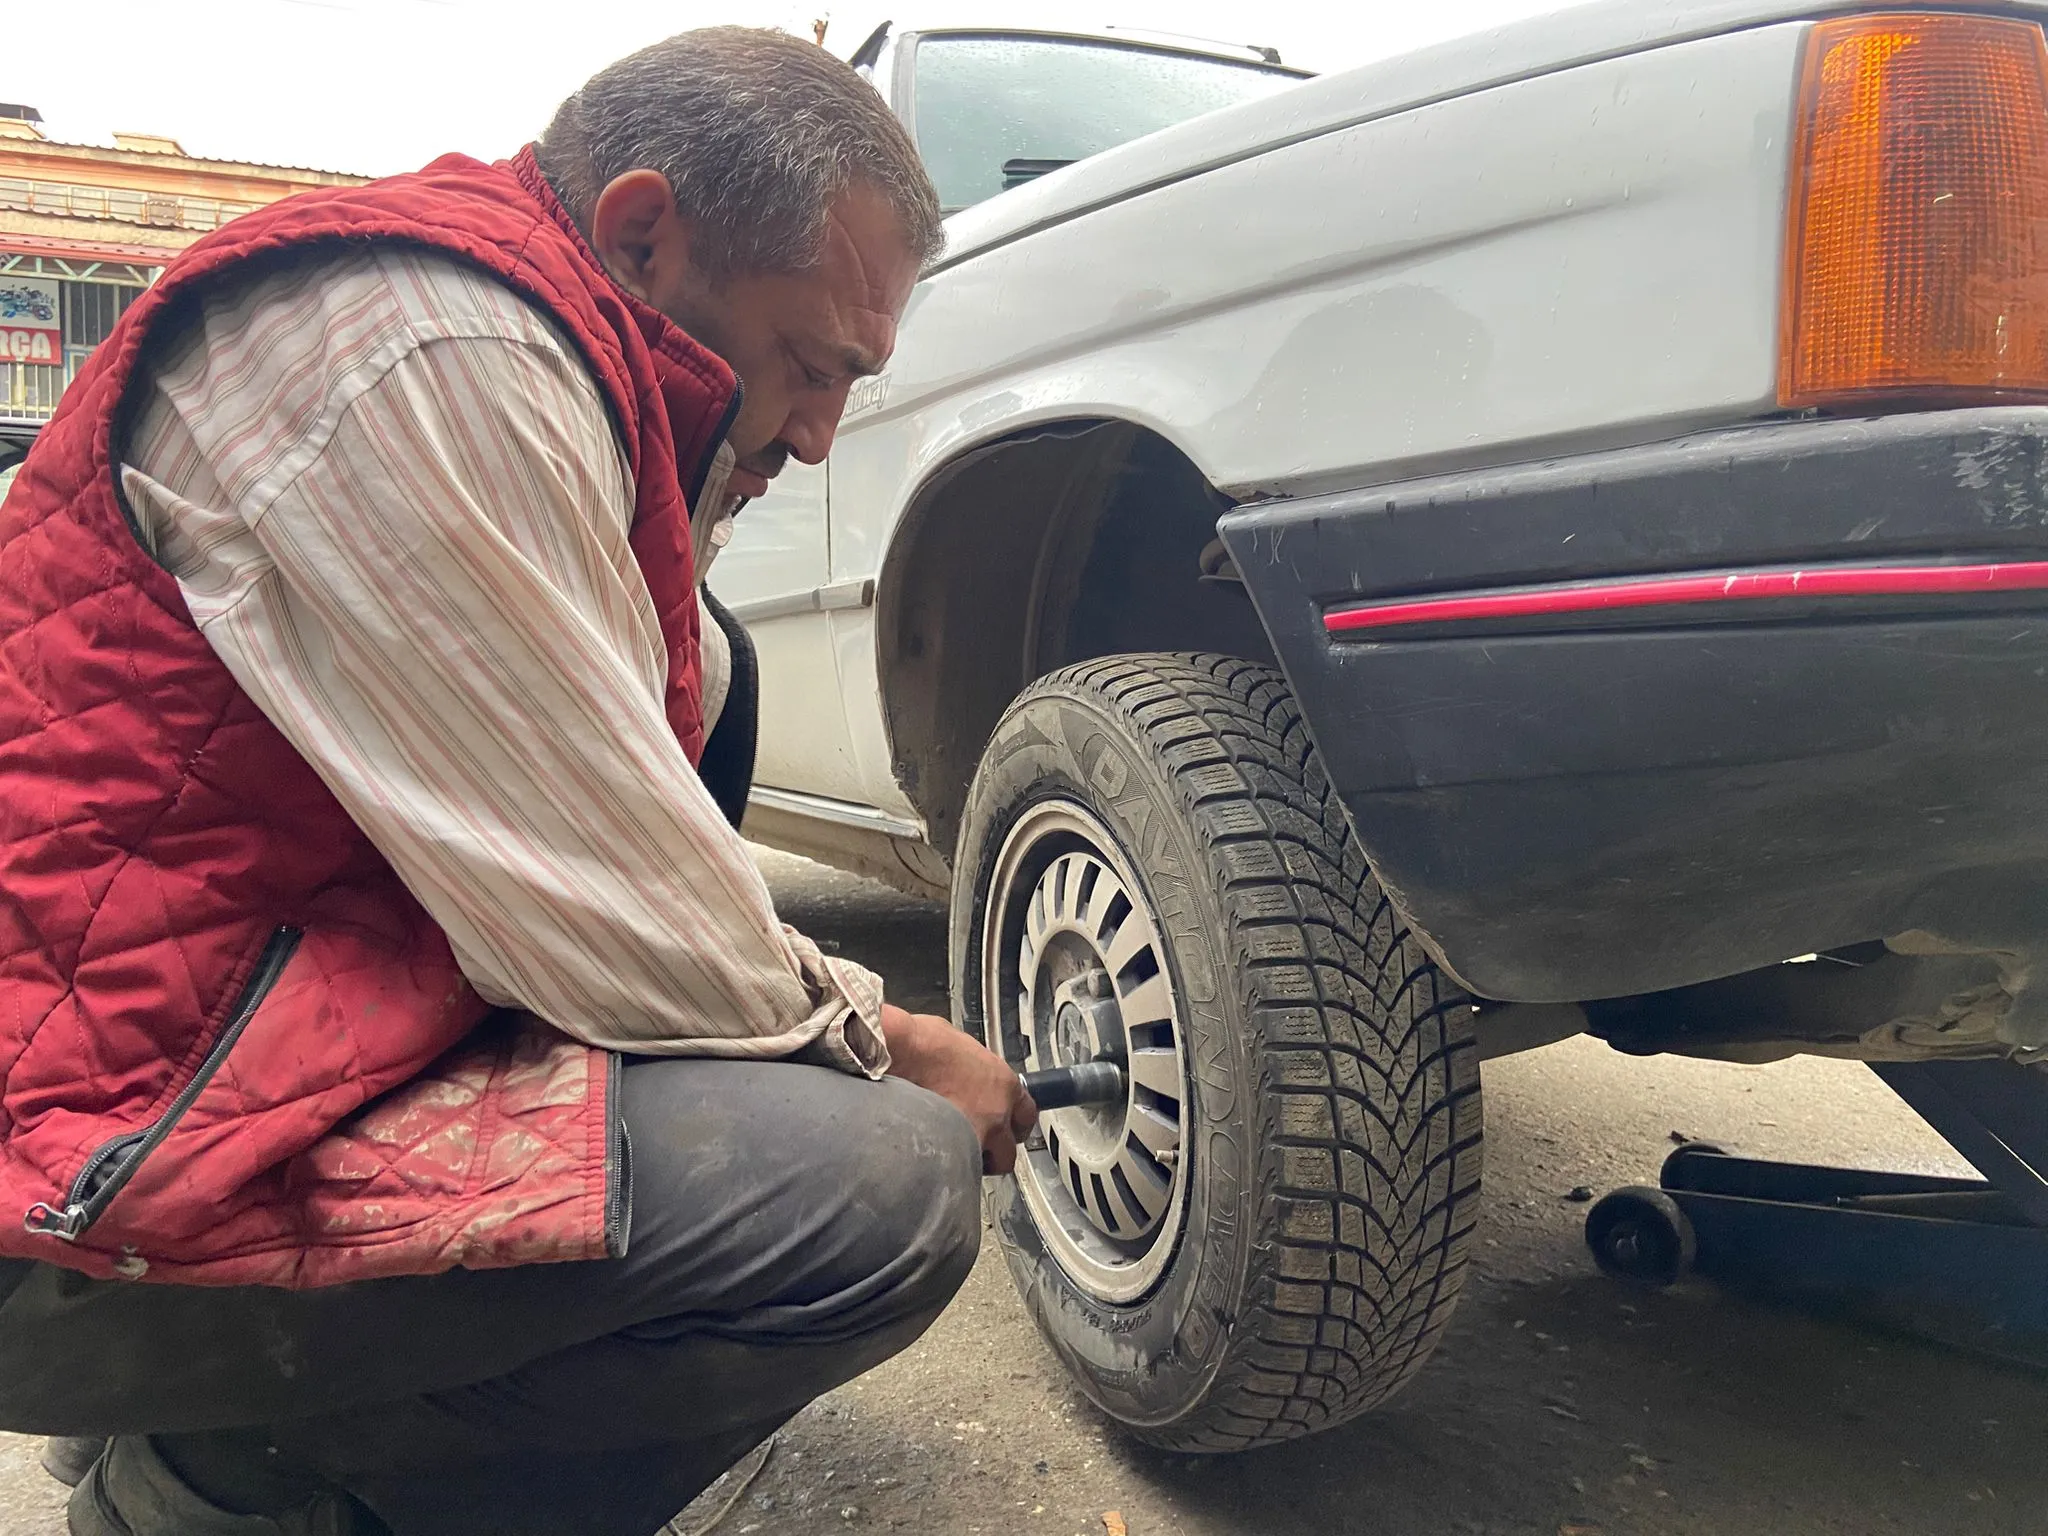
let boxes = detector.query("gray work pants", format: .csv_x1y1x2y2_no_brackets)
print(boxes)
0,1057,984,1535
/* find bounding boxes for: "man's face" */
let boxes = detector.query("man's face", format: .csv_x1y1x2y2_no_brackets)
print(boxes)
590,173,921,499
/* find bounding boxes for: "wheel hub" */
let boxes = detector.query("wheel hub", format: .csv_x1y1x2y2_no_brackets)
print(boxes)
1040,972,1129,1162
983,800,1190,1304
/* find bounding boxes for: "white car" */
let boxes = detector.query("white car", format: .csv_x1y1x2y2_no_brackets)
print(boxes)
711,3,2048,1450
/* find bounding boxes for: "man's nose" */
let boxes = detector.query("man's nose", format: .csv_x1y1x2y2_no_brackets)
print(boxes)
782,392,847,466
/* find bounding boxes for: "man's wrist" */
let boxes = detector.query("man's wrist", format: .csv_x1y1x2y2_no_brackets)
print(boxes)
879,1003,934,1079
880,1004,982,1087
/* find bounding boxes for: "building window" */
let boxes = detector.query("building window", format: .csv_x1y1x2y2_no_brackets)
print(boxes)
63,282,142,352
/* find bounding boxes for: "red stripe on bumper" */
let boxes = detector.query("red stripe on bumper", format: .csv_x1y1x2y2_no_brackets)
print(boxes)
1322,559,2048,634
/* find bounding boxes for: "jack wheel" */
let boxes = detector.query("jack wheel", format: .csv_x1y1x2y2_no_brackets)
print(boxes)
1585,1186,1697,1287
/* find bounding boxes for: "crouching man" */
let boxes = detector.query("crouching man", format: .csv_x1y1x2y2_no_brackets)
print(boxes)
0,27,1031,1536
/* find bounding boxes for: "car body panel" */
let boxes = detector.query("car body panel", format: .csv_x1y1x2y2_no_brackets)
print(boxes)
793,14,1807,815
847,21,1797,504
707,460,879,801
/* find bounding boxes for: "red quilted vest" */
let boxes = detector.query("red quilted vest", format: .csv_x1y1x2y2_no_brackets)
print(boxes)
0,147,737,1287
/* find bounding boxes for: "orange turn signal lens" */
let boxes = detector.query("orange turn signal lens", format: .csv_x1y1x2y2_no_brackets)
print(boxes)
1781,13,2048,410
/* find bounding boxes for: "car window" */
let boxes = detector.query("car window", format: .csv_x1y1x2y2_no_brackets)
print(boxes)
911,35,1303,213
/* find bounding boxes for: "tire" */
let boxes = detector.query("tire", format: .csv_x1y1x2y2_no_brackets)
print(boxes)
1584,1186,1698,1287
950,653,1483,1451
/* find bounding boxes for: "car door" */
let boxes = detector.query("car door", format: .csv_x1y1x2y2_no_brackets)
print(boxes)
706,459,872,802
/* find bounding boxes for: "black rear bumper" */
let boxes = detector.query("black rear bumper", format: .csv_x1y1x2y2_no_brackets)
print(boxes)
1219,409,2048,1005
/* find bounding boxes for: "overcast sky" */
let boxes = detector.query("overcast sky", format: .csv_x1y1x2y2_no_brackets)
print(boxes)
13,0,1561,176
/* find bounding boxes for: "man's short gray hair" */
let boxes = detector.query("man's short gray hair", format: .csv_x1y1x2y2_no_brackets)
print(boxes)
537,27,944,279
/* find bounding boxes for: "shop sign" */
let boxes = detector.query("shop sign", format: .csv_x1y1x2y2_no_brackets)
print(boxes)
0,277,62,365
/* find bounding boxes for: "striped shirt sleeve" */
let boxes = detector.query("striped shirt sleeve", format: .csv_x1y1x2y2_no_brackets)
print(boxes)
120,246,889,1075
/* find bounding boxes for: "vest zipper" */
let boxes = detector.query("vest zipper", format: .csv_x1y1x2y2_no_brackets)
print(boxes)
684,378,746,510
603,1049,633,1258
24,926,302,1243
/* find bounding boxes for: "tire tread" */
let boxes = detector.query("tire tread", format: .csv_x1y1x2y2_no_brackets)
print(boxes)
1020,652,1483,1453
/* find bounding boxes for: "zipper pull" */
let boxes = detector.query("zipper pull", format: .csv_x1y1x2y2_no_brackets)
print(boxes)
23,1202,87,1241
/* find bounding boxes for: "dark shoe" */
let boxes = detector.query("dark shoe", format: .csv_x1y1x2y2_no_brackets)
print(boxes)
42,1436,106,1488
69,1436,361,1536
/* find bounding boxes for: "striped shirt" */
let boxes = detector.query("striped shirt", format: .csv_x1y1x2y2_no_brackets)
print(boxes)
120,245,888,1076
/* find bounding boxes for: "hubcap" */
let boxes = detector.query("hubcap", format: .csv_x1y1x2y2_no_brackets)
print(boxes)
983,800,1190,1302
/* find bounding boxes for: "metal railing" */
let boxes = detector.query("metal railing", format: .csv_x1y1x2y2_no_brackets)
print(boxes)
1,360,69,422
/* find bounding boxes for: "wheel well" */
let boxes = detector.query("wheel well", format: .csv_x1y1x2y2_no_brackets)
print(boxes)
877,420,1276,859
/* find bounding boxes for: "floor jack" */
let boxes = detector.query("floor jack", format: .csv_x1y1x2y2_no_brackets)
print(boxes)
1584,1058,2048,1366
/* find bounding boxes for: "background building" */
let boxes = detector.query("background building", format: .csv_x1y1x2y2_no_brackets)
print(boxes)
0,102,364,438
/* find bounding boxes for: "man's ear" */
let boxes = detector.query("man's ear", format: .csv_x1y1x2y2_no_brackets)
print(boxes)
589,169,693,302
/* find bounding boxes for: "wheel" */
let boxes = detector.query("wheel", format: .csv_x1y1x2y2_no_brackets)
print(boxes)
1584,1186,1697,1287
951,653,1483,1452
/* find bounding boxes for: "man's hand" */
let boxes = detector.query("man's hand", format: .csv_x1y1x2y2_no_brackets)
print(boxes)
881,1004,1038,1174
